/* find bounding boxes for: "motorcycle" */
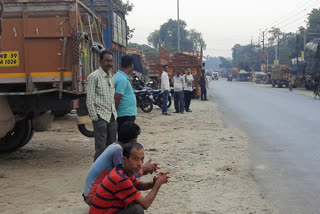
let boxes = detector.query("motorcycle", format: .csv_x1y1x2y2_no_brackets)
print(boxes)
134,87,154,113
151,89,172,109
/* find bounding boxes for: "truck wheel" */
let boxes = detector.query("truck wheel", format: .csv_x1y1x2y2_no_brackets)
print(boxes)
0,119,33,153
78,124,94,138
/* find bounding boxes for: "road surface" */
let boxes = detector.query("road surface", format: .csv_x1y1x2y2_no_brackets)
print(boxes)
210,80,320,214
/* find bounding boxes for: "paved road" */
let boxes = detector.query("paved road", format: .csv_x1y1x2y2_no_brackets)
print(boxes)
210,80,320,214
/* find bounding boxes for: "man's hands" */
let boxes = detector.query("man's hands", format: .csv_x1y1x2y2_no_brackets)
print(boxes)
154,172,170,185
142,159,160,176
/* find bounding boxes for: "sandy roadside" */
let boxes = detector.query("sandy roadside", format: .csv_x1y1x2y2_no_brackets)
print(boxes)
0,96,276,214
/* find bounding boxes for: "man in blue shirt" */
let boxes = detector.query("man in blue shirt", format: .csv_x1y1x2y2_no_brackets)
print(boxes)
114,55,137,131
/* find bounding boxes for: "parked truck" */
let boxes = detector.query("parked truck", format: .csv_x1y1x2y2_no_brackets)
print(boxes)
146,46,203,97
271,65,293,88
0,0,127,153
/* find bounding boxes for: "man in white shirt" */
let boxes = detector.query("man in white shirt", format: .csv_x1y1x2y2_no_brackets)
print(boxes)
161,65,170,115
184,68,194,112
173,70,185,114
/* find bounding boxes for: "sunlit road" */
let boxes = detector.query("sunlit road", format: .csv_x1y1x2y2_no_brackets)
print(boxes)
210,80,320,214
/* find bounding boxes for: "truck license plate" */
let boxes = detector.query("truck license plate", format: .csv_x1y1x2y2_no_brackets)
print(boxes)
0,51,19,67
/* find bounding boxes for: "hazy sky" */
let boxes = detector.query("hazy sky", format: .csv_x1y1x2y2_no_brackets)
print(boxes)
127,0,319,58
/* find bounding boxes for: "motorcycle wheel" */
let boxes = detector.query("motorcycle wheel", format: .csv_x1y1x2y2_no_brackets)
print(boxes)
157,96,172,109
140,97,153,113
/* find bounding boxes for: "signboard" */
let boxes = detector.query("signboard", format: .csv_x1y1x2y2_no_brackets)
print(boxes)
274,60,279,66
0,51,19,67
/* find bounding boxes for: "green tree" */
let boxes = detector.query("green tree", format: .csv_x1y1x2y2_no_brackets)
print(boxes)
147,19,206,52
307,8,320,41
268,27,282,46
232,44,261,71
189,29,207,51
218,57,232,68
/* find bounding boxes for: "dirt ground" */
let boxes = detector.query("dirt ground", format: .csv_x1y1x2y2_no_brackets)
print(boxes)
0,96,276,214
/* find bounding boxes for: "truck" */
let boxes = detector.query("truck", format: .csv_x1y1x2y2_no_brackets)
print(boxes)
146,46,203,97
271,65,293,88
146,46,170,89
0,0,127,153
126,48,150,88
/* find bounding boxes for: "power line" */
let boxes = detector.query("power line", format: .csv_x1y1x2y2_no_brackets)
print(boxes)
280,14,309,30
269,0,319,28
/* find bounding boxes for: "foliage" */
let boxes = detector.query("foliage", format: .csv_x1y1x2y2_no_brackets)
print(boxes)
112,0,134,16
307,8,320,41
268,27,282,46
218,57,232,69
147,19,206,52
232,44,261,71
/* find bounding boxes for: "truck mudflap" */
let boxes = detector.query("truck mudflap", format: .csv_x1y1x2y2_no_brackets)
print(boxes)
77,116,94,138
74,98,94,138
0,96,15,138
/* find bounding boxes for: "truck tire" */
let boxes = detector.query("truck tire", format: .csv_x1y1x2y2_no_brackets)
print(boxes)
78,124,94,138
33,112,54,132
0,119,33,153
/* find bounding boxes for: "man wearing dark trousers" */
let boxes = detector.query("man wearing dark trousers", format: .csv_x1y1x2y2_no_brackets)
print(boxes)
173,70,185,113
114,55,136,132
184,68,194,112
86,50,117,161
161,65,170,115
199,70,208,101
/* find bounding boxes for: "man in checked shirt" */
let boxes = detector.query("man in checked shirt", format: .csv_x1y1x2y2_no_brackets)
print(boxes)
87,50,118,161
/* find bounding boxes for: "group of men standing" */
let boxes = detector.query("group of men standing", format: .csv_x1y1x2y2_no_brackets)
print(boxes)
85,50,169,214
160,65,208,115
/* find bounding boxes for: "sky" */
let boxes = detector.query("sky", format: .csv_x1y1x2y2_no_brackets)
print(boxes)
127,0,320,58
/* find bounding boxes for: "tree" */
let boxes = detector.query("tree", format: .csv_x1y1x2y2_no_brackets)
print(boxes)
218,57,232,69
307,8,320,41
268,27,282,46
232,44,261,71
147,19,206,52
112,0,134,17
189,29,207,51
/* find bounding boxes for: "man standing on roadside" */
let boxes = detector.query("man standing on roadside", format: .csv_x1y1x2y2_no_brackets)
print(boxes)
173,70,185,113
199,70,208,101
161,65,170,115
114,55,137,131
86,50,117,161
90,142,170,214
184,68,194,112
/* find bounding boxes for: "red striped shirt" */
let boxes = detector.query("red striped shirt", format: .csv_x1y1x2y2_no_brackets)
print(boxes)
89,166,141,214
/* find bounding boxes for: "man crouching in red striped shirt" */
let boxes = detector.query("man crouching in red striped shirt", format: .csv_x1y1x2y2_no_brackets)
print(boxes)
89,142,170,214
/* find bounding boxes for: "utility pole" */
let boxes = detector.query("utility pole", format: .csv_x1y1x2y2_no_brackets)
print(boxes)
296,33,299,67
260,29,268,69
177,0,181,52
107,0,113,49
304,29,307,47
